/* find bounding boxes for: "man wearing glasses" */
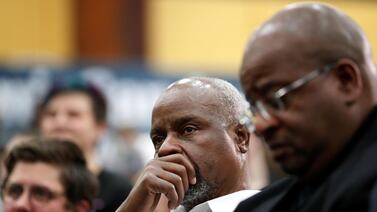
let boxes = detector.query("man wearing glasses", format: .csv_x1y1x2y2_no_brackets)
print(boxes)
236,2,377,212
2,139,98,212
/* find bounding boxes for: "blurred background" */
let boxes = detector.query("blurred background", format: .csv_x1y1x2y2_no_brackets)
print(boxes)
0,0,376,179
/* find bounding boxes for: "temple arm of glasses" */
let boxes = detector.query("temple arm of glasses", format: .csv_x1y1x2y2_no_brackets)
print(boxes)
274,64,335,99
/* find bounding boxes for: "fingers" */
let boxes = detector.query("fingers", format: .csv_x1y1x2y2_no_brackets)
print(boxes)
150,175,180,209
155,160,189,193
118,153,195,212
157,154,197,185
141,153,196,209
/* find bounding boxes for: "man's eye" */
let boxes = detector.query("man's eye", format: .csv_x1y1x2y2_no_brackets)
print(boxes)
182,126,197,135
44,110,56,117
151,135,165,149
68,111,80,118
32,186,53,202
5,184,23,199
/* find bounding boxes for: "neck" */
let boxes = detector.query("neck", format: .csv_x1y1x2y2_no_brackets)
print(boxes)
85,151,102,176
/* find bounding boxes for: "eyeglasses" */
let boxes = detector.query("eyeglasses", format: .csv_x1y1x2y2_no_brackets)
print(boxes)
244,63,336,124
2,183,65,205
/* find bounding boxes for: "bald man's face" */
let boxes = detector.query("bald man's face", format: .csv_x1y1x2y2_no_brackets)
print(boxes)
241,36,347,178
150,84,245,209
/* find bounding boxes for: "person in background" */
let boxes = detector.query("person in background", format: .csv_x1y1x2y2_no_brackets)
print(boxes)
2,139,98,212
96,126,148,184
117,77,259,212
236,2,377,211
36,80,132,212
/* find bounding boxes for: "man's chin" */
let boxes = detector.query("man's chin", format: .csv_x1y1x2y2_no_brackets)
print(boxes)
280,159,309,177
181,173,216,211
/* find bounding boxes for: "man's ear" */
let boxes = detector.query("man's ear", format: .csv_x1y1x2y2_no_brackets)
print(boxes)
234,124,250,153
74,200,91,212
332,58,363,105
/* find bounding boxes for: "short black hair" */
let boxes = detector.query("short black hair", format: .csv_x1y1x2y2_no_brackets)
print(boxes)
38,80,107,124
2,139,98,208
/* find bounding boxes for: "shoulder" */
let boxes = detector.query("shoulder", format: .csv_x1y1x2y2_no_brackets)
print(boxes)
234,177,296,212
207,190,260,212
98,169,133,192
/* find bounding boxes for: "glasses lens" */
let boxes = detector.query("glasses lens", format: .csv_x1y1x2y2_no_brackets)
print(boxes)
3,184,23,201
265,96,285,111
31,186,55,203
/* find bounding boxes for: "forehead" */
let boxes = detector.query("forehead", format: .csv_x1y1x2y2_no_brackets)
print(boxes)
9,162,64,191
46,92,92,110
241,35,312,91
152,86,222,124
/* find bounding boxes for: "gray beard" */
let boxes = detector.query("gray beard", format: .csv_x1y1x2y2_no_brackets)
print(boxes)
180,170,217,211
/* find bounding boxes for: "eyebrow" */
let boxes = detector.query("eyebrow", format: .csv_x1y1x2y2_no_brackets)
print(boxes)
173,116,202,127
150,115,203,135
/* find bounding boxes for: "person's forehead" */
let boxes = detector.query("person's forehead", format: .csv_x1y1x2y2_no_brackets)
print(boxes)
159,83,218,105
241,34,313,84
47,92,93,109
152,87,221,122
9,162,64,191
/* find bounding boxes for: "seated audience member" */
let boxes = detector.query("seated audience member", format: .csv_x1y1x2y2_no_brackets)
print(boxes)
36,80,132,212
236,2,377,212
1,139,98,212
117,77,259,212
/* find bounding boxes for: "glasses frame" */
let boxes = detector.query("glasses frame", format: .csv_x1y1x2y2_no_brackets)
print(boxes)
248,63,336,121
2,183,65,206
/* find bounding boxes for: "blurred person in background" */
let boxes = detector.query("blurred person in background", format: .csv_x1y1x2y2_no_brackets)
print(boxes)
1,139,98,212
36,80,132,212
117,77,259,212
236,2,377,211
96,126,150,184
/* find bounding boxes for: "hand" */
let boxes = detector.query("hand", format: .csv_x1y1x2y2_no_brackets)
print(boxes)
116,154,197,212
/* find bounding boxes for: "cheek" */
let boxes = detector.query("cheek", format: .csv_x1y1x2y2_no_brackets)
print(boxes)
281,97,338,151
192,138,237,179
44,201,68,212
40,118,52,130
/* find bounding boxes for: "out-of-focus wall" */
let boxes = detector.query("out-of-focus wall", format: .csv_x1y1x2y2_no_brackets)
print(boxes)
0,0,74,65
146,0,377,75
0,0,376,75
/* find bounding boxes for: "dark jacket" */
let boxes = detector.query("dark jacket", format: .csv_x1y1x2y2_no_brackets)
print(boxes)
236,107,377,212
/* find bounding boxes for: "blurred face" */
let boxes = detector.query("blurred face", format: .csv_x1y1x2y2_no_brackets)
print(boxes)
151,83,245,208
39,92,104,154
3,162,69,212
240,36,345,178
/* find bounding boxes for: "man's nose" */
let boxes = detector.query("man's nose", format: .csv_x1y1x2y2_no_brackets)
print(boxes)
54,113,68,125
157,134,182,158
12,192,32,211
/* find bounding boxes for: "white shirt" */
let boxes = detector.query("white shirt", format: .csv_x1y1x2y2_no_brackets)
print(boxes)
173,190,260,212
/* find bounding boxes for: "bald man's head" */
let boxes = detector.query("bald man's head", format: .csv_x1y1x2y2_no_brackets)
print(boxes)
151,77,252,210
156,77,248,127
241,2,377,102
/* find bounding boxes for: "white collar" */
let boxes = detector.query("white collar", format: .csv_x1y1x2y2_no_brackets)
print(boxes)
172,190,260,212
206,190,259,212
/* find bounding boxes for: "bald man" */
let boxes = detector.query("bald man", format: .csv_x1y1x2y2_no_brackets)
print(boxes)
236,2,377,212
117,77,259,212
